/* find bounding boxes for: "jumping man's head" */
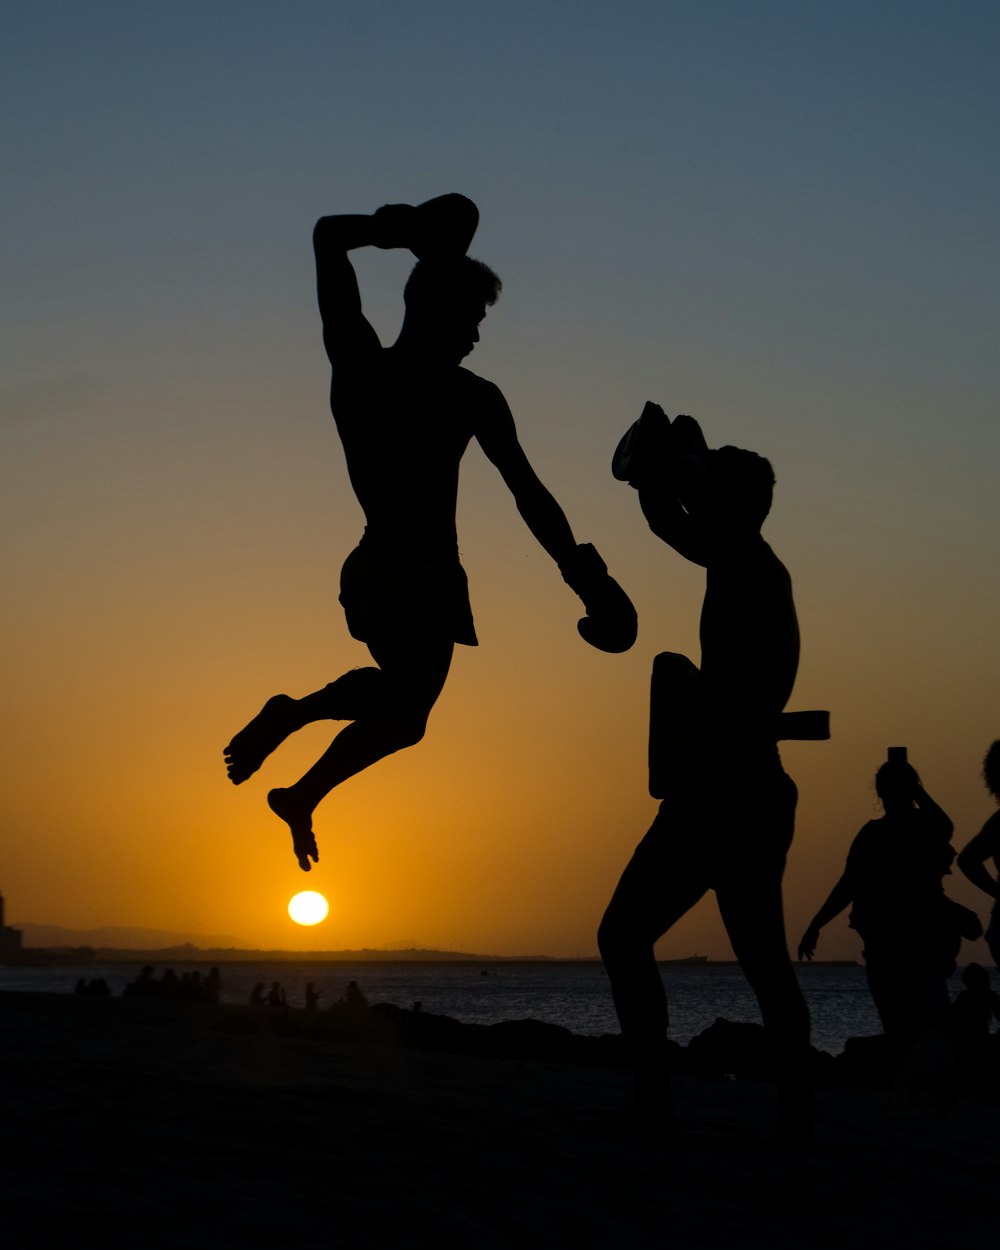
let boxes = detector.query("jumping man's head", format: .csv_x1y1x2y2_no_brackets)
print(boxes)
401,257,501,365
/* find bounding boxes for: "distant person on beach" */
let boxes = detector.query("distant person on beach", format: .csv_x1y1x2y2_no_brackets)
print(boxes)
74,977,111,997
266,981,287,1009
957,740,1000,967
249,981,266,1007
178,970,202,1001
949,962,1000,1044
224,193,636,871
124,965,157,998
204,966,221,1004
305,981,321,1010
341,980,368,1009
599,404,823,1139
799,754,980,1044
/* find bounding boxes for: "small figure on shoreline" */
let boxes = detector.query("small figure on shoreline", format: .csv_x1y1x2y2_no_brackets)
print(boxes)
340,979,368,1010
74,976,111,997
949,962,1000,1044
124,964,221,1004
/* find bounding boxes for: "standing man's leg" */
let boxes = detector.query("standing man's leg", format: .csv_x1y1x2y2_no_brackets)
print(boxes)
599,808,709,1121
715,810,812,1139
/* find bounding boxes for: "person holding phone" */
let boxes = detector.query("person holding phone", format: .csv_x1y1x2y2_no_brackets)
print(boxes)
798,751,977,1044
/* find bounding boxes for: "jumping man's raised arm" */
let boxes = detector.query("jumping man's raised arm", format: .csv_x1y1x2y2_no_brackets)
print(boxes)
312,214,384,365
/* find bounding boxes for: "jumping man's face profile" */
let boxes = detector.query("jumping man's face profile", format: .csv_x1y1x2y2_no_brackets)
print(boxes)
431,299,487,363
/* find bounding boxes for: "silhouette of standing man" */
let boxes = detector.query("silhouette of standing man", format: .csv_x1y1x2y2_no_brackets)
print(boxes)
225,195,636,870
599,403,821,1138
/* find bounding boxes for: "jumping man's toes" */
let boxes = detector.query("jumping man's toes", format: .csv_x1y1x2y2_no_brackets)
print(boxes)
223,694,297,784
268,787,319,873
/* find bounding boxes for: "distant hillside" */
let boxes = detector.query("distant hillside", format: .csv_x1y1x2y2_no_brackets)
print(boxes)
19,924,252,950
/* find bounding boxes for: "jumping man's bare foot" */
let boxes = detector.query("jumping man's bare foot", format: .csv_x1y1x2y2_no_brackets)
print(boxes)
268,787,320,872
224,695,298,784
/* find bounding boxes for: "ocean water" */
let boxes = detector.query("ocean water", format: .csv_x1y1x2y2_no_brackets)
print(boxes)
3,960,995,1054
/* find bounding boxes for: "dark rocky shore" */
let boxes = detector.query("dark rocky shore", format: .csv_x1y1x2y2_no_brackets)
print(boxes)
155,989,996,1095
2,991,998,1249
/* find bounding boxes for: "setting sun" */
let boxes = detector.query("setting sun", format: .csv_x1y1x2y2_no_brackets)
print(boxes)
288,891,329,926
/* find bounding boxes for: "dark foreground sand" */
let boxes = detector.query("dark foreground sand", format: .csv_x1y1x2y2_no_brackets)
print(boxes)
1,992,997,1249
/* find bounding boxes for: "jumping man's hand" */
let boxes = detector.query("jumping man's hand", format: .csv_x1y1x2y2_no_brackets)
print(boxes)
560,544,638,653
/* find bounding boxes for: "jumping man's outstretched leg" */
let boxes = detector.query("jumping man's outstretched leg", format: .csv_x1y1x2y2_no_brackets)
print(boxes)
224,695,299,785
268,632,454,871
224,668,386,784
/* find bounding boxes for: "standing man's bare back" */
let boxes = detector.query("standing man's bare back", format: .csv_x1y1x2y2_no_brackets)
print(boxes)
224,195,637,870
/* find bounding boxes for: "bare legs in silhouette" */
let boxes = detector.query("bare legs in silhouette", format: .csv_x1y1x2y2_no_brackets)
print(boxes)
600,775,805,1122
226,196,635,870
600,405,814,1139
228,635,452,869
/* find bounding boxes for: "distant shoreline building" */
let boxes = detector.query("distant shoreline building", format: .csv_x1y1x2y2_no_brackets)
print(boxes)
0,891,24,960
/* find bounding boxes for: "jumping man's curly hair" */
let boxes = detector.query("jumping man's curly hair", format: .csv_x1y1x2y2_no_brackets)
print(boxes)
404,256,501,311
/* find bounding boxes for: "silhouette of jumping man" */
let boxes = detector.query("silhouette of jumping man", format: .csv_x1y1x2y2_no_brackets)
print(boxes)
224,195,636,870
599,403,824,1139
957,741,1000,967
799,752,976,1044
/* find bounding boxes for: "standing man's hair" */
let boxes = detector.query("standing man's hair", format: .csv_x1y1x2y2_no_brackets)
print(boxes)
707,446,775,527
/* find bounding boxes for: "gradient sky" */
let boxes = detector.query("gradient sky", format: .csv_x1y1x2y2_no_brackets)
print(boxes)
3,1,999,959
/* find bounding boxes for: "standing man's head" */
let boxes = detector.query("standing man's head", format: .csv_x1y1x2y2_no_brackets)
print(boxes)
706,446,775,529
401,257,501,364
